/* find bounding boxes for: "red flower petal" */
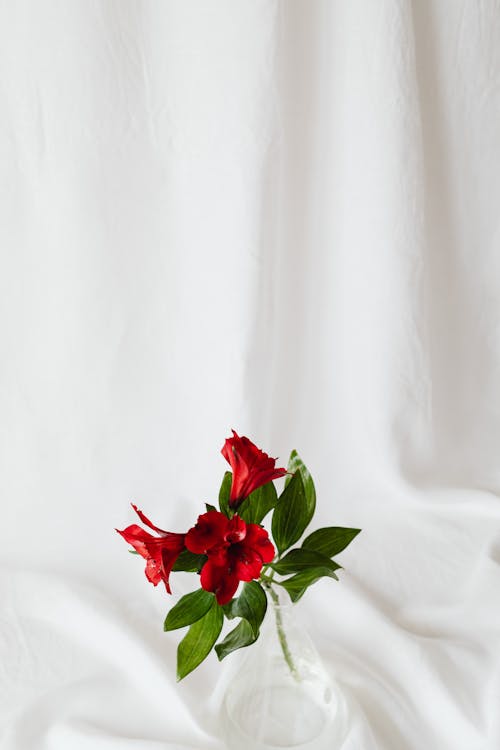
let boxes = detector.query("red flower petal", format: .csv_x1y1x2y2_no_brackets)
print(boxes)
117,524,160,556
160,540,186,594
185,510,230,554
131,504,168,535
229,544,265,581
244,523,276,564
116,523,185,594
225,514,246,544
200,559,240,605
145,557,163,586
221,431,287,507
206,541,230,566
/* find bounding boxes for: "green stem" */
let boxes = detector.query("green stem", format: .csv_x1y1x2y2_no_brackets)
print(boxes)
262,578,300,681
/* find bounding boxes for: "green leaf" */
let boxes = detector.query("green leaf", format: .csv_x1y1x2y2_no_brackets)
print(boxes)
229,581,267,636
171,549,207,573
302,527,361,557
285,451,316,523
222,599,237,619
280,566,339,603
270,548,342,575
215,619,256,661
218,471,232,517
177,599,223,680
215,581,267,661
164,589,215,631
205,503,217,513
237,482,278,525
272,472,312,554
128,549,139,554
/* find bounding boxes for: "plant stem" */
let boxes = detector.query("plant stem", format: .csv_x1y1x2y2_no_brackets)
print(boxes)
263,580,300,682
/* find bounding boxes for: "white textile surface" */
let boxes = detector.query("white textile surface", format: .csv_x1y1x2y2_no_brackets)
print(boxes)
1,1,500,748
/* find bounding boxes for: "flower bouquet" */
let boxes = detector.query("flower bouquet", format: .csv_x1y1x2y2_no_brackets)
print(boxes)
117,432,360,748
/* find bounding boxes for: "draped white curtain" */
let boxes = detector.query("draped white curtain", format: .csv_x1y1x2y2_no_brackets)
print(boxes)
1,2,499,748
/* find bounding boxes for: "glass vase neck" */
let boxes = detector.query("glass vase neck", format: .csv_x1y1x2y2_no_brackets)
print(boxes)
263,581,293,610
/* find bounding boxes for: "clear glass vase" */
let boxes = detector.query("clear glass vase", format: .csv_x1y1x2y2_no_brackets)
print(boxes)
220,590,347,750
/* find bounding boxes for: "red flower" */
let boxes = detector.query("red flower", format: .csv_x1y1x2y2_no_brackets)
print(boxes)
116,504,185,594
185,510,275,605
221,430,287,508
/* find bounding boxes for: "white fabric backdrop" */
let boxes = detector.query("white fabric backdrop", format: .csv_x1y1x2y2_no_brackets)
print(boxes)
1,1,500,748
